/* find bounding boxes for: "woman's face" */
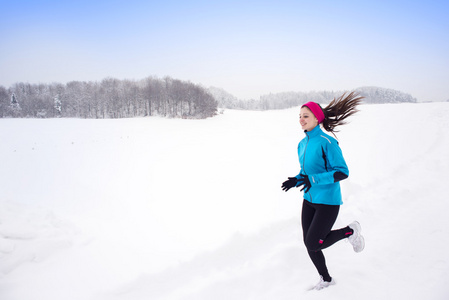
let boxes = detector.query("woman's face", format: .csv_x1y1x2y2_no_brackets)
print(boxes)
300,107,319,132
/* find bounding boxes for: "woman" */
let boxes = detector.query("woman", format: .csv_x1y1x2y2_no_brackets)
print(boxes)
281,91,365,290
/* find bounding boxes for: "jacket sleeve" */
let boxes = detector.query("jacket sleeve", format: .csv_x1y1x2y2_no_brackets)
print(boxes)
307,140,349,185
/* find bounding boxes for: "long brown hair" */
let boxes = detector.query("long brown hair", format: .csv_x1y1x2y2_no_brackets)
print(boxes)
321,91,364,133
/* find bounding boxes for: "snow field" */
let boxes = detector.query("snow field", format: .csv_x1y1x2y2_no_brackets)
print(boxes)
1,102,448,299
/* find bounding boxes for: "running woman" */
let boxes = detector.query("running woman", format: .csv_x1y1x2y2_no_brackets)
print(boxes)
281,91,365,290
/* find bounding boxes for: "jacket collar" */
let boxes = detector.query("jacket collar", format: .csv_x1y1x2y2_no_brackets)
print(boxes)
305,125,322,138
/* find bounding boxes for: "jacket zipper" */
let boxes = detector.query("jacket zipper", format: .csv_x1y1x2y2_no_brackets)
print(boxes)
303,135,312,203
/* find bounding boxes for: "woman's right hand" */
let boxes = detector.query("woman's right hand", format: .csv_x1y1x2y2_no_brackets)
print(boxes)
281,177,298,192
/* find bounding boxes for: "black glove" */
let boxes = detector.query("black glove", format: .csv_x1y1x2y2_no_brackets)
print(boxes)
281,177,298,192
297,174,311,193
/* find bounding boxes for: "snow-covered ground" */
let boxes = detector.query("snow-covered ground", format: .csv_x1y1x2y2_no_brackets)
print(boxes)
1,102,448,300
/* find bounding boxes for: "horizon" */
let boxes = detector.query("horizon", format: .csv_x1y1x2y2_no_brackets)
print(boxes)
1,75,425,102
1,1,448,102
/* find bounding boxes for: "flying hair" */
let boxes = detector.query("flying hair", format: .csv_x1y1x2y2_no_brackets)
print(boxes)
321,91,364,133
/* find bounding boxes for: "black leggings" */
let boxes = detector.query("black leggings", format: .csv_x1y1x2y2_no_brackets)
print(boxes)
301,200,352,281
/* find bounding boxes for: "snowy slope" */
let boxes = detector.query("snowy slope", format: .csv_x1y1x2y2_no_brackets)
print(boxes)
1,103,448,300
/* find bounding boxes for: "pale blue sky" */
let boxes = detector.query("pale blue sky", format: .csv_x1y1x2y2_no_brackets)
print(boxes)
1,0,448,101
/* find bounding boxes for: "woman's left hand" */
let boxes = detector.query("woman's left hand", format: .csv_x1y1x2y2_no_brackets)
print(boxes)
297,174,311,193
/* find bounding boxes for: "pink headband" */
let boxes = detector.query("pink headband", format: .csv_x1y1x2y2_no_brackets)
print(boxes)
302,102,325,124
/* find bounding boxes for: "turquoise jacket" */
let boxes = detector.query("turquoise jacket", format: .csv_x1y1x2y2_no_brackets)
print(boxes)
296,126,349,205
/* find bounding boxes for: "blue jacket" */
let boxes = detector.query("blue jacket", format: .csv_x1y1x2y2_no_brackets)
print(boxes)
296,126,349,205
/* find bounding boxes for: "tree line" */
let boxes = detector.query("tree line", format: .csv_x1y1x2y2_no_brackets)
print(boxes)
208,86,417,110
0,76,218,119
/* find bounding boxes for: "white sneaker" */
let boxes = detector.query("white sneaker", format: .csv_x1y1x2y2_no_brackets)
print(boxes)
348,221,365,253
313,276,336,290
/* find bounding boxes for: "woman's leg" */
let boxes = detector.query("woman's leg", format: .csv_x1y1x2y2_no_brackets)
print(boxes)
301,200,352,281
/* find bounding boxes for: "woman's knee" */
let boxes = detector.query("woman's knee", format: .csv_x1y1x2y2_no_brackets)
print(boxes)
304,237,324,252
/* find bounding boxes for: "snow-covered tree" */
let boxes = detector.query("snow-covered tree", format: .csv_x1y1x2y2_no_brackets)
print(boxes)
54,95,62,116
9,93,22,117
